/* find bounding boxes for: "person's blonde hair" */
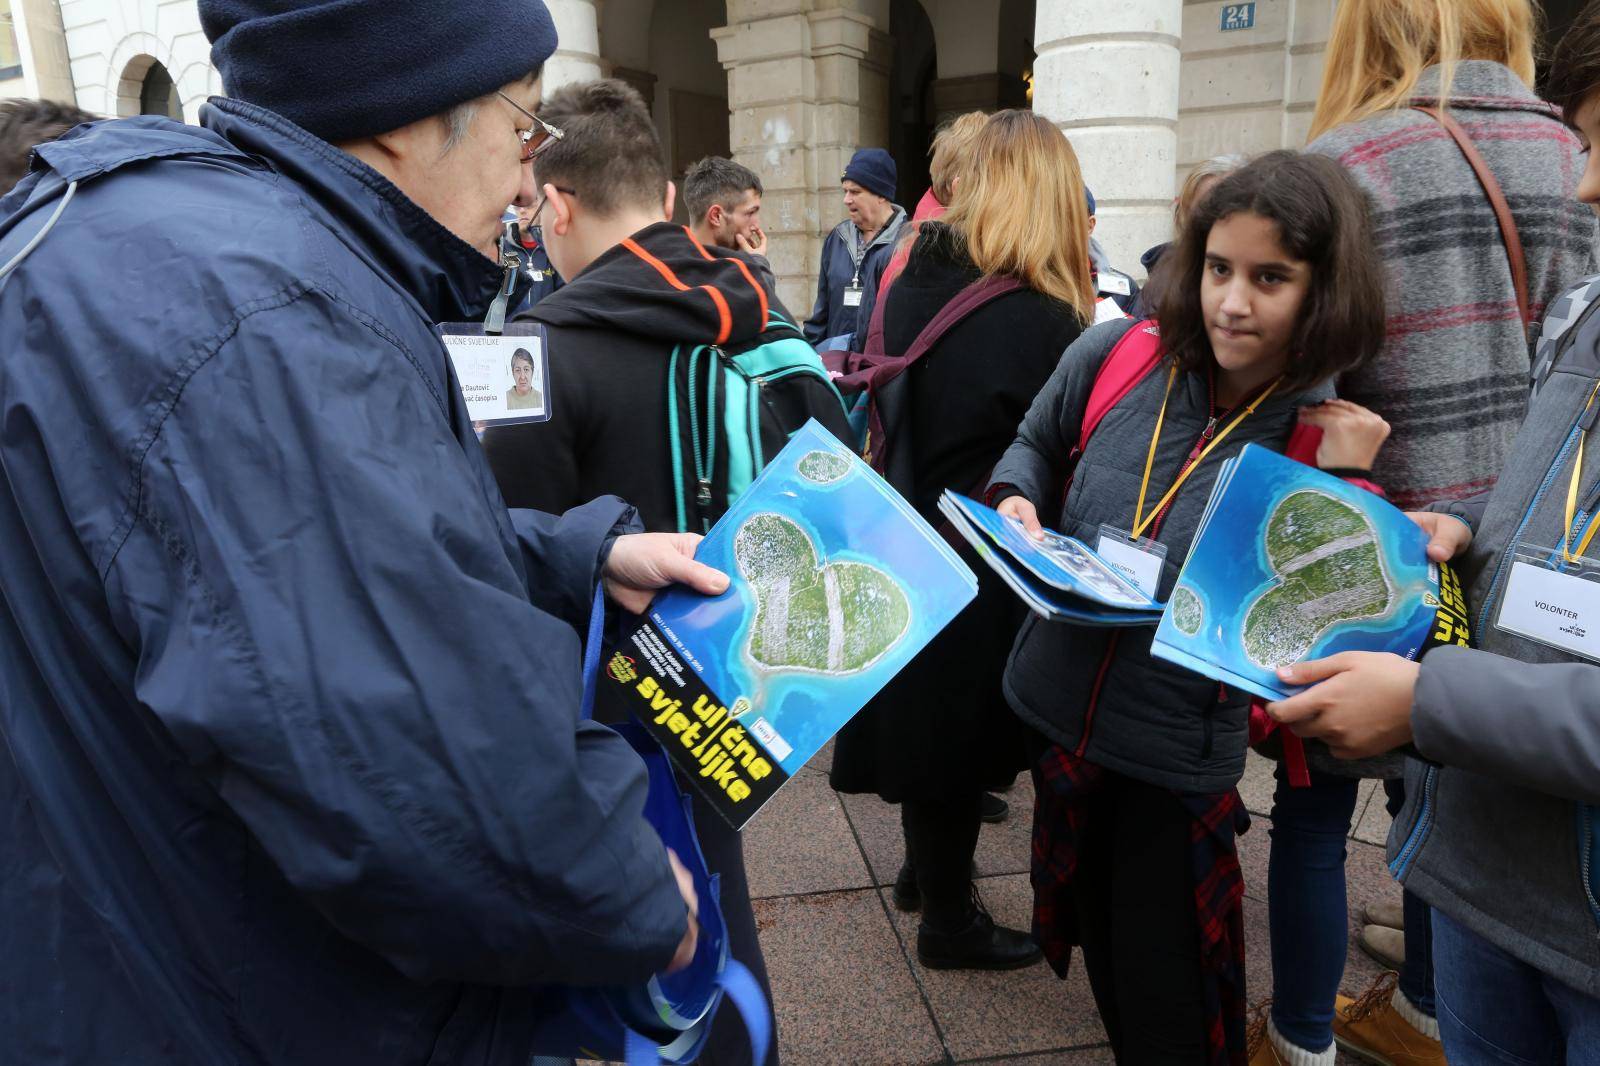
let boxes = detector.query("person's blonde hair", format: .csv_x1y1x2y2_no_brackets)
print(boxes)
1174,154,1247,233
928,111,988,205
941,110,1095,322
1308,0,1537,141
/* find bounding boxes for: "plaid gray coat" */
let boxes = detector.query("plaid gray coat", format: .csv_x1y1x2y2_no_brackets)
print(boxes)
1311,61,1600,511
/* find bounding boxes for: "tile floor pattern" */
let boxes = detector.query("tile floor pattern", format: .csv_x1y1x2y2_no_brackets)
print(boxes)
732,747,1395,1065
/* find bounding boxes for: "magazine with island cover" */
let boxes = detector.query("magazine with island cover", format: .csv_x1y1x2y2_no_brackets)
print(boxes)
599,421,979,830
937,492,1165,626
1151,444,1472,702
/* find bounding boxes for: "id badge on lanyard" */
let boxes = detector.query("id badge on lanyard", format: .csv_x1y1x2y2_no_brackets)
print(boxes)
438,221,554,431
1495,544,1600,661
1095,524,1167,599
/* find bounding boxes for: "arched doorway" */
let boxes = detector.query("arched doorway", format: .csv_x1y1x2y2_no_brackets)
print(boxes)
888,0,937,208
117,55,182,120
601,0,731,224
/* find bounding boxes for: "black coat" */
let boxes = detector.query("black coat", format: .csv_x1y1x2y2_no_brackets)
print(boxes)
829,224,1086,801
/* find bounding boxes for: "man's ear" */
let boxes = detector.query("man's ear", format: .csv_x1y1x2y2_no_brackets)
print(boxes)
664,180,677,222
706,202,725,229
1087,214,1097,235
546,182,576,237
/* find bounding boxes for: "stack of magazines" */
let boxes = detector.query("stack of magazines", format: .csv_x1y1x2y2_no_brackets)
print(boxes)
1150,444,1471,701
938,492,1165,625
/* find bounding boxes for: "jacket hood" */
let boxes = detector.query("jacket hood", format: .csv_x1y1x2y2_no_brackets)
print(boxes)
531,221,786,347
198,98,504,323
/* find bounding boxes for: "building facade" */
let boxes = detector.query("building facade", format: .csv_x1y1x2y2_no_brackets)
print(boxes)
1,0,1586,314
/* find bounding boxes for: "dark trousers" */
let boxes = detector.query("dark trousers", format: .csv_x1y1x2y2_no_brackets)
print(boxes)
1071,775,1208,1064
691,790,780,1066
901,792,983,930
1383,777,1436,1018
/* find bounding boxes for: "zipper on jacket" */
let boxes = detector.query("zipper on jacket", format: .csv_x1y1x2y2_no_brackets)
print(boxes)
1580,806,1600,935
1077,373,1226,759
1389,763,1439,880
1476,416,1589,637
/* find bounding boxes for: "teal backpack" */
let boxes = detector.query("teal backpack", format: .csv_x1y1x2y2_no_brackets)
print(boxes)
666,314,854,533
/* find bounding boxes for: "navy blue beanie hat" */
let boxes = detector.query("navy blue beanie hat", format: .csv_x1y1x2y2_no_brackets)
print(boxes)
1085,186,1096,216
843,148,897,202
199,0,559,143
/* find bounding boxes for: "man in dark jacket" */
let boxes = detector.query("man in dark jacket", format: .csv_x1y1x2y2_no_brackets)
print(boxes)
803,146,906,347
483,80,849,1065
0,3,727,1065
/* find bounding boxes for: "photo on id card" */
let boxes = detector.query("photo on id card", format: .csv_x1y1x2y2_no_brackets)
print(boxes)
437,322,552,428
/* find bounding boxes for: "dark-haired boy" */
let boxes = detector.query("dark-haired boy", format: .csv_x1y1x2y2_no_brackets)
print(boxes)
684,155,776,293
0,98,97,196
481,78,814,1066
1265,13,1600,1059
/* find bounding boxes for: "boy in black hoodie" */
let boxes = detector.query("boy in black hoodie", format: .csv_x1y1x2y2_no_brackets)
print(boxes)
482,79,825,1066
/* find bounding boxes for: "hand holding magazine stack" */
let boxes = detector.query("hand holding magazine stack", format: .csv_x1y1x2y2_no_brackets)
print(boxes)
599,421,979,830
937,492,1165,625
1151,444,1472,701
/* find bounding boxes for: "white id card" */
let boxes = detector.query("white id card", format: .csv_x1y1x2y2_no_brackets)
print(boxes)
842,284,864,308
1093,297,1128,325
1098,273,1133,297
1495,544,1600,661
1096,525,1167,599
437,322,553,428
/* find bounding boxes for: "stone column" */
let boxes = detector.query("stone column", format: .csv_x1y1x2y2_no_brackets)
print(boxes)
11,0,77,104
544,0,603,91
1032,0,1181,279
714,1,890,319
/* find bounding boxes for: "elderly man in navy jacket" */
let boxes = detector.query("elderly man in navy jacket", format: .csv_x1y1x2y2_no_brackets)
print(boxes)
0,2,725,1064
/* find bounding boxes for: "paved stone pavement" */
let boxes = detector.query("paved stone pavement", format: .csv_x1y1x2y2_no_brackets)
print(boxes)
738,746,1399,1065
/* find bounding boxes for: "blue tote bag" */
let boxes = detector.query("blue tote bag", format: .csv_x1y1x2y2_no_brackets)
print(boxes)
526,587,772,1065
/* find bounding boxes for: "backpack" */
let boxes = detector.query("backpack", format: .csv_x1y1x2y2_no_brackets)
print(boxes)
825,275,1026,496
668,313,854,534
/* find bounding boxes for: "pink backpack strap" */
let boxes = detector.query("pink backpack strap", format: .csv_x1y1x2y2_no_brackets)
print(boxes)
1284,422,1323,465
1076,319,1165,455
899,275,1026,365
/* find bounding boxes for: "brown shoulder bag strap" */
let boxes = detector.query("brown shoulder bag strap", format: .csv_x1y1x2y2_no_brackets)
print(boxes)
1416,105,1531,331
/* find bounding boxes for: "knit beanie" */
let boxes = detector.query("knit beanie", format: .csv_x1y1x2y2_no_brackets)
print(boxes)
199,0,559,143
843,148,897,202
1085,186,1096,216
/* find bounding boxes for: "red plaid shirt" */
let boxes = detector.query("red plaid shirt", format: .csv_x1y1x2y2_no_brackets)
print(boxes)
1031,743,1249,1065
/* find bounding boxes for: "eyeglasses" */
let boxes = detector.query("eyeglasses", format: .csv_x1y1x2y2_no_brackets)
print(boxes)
530,185,578,233
497,92,563,163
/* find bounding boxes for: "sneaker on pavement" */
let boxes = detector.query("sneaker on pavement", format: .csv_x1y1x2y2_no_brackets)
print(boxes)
979,792,1009,824
1359,923,1406,970
1362,899,1404,932
1333,973,1445,1066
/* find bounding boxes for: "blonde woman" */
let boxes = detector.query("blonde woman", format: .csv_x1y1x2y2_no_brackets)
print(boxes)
1245,3,1600,1065
863,111,989,348
830,110,1093,970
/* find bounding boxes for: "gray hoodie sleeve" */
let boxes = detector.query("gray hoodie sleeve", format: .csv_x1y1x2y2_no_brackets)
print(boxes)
987,319,1134,511
1414,644,1600,804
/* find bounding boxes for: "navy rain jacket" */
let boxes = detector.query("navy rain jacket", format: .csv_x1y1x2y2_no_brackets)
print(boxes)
801,208,905,346
0,99,687,1066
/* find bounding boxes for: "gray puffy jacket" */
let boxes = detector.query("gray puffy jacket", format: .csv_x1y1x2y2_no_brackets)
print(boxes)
1394,275,1600,996
991,320,1331,794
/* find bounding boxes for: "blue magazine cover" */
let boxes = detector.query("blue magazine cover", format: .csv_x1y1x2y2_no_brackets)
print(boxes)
939,493,1161,611
599,421,979,829
1151,444,1471,702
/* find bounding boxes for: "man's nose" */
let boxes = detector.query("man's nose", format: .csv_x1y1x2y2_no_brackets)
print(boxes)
512,165,538,209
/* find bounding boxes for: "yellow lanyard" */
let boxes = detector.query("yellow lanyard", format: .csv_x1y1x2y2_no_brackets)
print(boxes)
1561,379,1600,563
1133,366,1283,540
